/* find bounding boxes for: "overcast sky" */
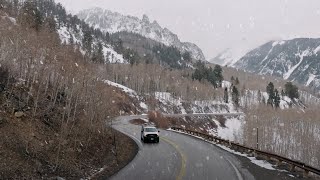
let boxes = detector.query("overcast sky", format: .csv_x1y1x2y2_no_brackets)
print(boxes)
55,0,320,59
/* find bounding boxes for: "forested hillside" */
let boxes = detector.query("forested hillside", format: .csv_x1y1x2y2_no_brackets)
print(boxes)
0,1,140,178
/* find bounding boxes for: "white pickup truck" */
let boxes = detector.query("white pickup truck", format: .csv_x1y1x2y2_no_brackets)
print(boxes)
141,123,160,143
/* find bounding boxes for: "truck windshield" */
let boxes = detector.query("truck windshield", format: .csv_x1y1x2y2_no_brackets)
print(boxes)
145,128,157,132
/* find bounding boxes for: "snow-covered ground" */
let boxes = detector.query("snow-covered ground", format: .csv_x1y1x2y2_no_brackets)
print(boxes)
104,80,137,97
213,117,243,142
284,49,312,80
154,92,187,114
153,91,244,142
57,25,127,64
102,45,125,63
240,89,306,110
103,80,148,112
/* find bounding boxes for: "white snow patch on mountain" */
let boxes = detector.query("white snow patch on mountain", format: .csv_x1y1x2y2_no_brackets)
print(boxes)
283,49,311,79
57,26,71,44
280,96,291,109
306,74,316,86
313,45,320,54
140,102,148,111
103,80,137,97
102,46,126,63
103,80,148,112
56,24,127,64
222,81,232,89
272,41,285,47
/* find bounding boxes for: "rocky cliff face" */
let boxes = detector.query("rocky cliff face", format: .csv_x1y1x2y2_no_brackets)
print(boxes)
77,8,206,61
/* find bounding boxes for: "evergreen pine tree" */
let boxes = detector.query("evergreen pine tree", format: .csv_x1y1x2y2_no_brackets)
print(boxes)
82,30,93,55
232,86,239,106
235,77,240,85
207,68,217,88
231,76,235,83
69,34,74,44
224,87,229,103
266,82,275,106
105,32,111,42
213,65,223,87
285,82,299,99
281,89,285,97
92,42,104,63
274,89,281,108
182,52,192,62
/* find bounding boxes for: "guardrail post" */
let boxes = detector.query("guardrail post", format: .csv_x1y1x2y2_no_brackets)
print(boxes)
238,147,244,154
253,150,258,158
206,135,210,140
232,145,237,151
265,155,271,161
276,159,282,166
289,164,295,172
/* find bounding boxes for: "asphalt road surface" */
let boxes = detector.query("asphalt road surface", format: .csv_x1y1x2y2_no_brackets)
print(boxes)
110,115,299,180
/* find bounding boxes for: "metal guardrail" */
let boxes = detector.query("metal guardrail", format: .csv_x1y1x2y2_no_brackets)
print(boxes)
171,127,320,177
163,113,244,118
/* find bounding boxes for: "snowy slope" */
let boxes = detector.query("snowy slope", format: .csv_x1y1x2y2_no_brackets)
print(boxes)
234,38,320,90
57,25,127,64
210,48,250,66
213,117,243,141
77,8,206,61
103,80,148,112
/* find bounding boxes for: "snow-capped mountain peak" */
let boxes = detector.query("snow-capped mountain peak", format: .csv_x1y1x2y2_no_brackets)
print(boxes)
77,7,206,61
234,38,320,90
142,14,150,23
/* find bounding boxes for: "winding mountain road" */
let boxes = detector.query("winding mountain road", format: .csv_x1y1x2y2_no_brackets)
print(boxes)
110,115,299,180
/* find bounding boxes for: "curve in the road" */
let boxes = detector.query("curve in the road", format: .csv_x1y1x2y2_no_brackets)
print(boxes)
111,116,298,180
111,117,181,180
161,137,187,180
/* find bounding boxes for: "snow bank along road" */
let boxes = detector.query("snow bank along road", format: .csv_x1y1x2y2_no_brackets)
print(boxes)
110,115,298,180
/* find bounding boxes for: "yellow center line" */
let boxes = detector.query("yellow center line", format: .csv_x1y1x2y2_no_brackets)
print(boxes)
161,137,187,180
